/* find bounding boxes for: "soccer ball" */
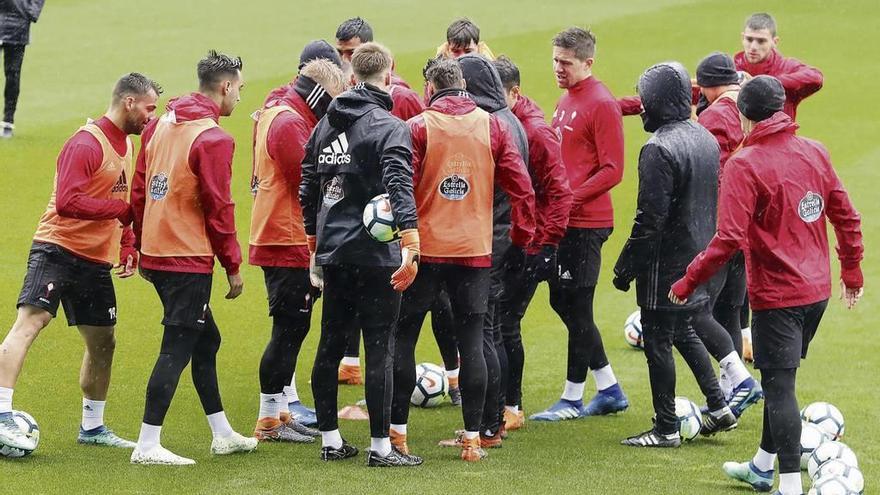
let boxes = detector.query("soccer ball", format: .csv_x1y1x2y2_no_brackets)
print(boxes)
623,310,643,349
410,363,448,408
801,421,830,469
807,441,858,479
362,193,400,243
675,396,703,441
812,460,864,493
0,410,40,458
808,475,861,495
801,402,845,440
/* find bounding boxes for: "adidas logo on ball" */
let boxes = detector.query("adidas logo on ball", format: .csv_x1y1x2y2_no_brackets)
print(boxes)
319,133,351,165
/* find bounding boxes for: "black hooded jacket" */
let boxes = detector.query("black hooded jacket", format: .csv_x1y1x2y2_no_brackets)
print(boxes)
614,62,721,311
300,83,418,267
0,0,44,44
457,54,530,264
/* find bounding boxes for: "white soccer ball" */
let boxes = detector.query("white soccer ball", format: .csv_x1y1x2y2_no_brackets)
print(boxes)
801,402,845,440
0,410,40,458
808,474,860,495
675,396,703,441
801,421,830,469
812,460,864,493
623,310,643,349
808,441,858,479
362,193,400,243
411,363,448,408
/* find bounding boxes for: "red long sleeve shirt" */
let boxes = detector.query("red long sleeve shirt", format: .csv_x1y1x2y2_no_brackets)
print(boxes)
552,76,624,228
697,96,743,175
671,113,863,310
511,95,572,250
248,87,317,268
409,94,536,267
132,93,242,275
734,49,823,121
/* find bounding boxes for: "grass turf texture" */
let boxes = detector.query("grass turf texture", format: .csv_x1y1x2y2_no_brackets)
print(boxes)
1,0,877,493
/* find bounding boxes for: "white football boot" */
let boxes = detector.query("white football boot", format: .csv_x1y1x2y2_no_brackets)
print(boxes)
130,445,196,465
210,431,258,455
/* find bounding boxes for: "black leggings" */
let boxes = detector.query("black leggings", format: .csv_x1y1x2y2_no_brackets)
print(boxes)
500,272,539,409
312,265,399,438
690,309,736,362
759,368,801,474
2,44,25,123
259,313,311,394
548,285,609,383
143,313,223,426
641,309,726,434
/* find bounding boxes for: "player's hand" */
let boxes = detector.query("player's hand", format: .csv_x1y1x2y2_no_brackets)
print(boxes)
668,288,688,305
840,280,863,310
309,253,324,291
528,245,557,282
225,272,243,299
114,250,138,278
503,245,527,273
391,229,420,292
612,275,631,292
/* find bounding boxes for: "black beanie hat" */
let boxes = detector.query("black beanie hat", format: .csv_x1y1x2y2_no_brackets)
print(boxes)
737,75,786,122
696,52,739,88
298,40,342,70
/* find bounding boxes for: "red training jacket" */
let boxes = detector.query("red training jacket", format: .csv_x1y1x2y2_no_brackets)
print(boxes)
671,112,863,310
734,49,823,121
388,83,424,121
511,94,572,251
132,93,242,275
409,93,536,267
697,95,743,176
551,76,624,228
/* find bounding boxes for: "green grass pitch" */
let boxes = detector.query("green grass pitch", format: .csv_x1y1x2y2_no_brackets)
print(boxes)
0,0,877,493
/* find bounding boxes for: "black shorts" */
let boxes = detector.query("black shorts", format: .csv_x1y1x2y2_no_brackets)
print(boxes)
551,227,612,288
261,266,318,320
402,263,491,317
144,269,212,329
751,299,828,370
17,242,116,327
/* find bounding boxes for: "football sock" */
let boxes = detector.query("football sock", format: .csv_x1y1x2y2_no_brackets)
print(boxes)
137,423,162,452
321,429,343,449
390,423,407,435
463,430,479,440
371,437,392,456
561,380,585,402
206,411,234,438
752,447,777,472
720,351,751,388
258,393,282,420
283,373,300,404
0,386,13,414
505,405,519,414
81,398,105,430
742,327,752,341
446,367,460,382
592,364,618,391
778,472,802,494
341,356,360,367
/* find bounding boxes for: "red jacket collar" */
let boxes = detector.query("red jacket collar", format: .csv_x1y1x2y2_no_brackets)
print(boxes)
735,49,782,76
744,111,798,146
428,92,477,115
165,92,221,123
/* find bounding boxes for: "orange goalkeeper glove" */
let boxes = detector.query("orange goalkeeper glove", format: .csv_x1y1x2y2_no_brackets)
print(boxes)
391,229,420,292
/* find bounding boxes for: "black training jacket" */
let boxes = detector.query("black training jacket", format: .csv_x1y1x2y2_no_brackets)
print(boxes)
614,62,721,311
300,83,418,268
0,0,44,44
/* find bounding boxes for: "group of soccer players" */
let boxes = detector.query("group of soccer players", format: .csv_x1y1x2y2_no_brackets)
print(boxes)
0,11,864,495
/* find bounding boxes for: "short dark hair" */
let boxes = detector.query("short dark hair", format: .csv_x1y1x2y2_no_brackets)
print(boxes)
493,56,520,91
336,17,374,42
424,58,463,91
112,72,162,104
552,27,596,60
197,50,243,90
745,12,777,37
447,18,480,47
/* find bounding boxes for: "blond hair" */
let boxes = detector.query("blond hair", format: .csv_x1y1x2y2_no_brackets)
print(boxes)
351,42,392,85
300,59,347,97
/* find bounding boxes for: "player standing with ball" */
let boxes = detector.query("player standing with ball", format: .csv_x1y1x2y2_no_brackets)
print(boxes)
670,76,864,495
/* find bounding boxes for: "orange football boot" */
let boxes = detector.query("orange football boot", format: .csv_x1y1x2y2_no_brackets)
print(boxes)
338,364,363,385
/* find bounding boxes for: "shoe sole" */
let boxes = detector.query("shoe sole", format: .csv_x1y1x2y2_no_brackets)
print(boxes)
731,391,764,417
724,468,773,492
77,437,136,448
583,402,630,417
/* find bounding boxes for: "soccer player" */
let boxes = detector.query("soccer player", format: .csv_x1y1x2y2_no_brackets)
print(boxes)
435,18,495,59
130,51,257,465
250,58,347,443
0,0,44,138
390,58,535,462
300,42,421,467
531,27,628,421
614,61,736,448
492,56,573,431
0,73,158,452
670,75,863,495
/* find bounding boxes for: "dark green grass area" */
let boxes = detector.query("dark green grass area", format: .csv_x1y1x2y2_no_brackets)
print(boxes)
0,0,877,493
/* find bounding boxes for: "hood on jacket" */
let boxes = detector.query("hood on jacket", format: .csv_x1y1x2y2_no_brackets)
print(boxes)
638,62,692,133
428,88,478,114
164,93,221,123
457,54,507,113
326,83,393,131
744,111,798,146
